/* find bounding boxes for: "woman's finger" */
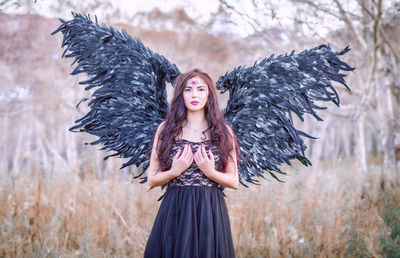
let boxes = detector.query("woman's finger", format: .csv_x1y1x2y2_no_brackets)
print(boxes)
196,146,203,160
208,150,214,161
195,147,201,162
193,146,199,158
188,153,194,165
184,145,193,163
181,144,188,158
201,145,208,160
197,145,203,159
174,148,182,159
185,144,193,159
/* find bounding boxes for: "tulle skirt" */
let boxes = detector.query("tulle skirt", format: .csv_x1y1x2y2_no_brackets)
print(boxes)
144,186,235,258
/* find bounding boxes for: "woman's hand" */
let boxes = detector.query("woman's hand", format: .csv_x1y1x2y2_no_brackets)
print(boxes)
170,144,193,177
194,145,216,178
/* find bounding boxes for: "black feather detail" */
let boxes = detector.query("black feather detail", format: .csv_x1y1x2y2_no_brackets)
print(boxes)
52,12,180,179
217,44,354,184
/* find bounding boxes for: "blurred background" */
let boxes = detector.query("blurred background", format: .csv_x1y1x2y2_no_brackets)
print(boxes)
0,0,399,257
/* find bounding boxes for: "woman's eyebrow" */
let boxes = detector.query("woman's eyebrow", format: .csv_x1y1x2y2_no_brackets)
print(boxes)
185,85,206,88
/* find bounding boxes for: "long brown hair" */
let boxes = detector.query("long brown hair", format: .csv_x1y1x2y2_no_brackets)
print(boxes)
156,68,240,172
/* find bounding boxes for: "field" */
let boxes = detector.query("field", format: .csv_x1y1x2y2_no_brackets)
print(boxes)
1,158,399,257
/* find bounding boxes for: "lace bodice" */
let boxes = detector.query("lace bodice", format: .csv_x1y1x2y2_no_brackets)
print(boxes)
167,139,222,187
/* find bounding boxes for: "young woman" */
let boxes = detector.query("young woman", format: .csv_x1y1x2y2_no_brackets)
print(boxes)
144,68,240,258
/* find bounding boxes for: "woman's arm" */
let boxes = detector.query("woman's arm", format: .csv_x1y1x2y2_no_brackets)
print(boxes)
147,122,193,188
208,159,239,189
194,126,239,189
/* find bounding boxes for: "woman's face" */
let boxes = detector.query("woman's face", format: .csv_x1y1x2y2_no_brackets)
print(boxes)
182,76,209,112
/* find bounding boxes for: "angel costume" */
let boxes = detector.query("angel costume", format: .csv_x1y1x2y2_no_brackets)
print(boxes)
52,12,354,258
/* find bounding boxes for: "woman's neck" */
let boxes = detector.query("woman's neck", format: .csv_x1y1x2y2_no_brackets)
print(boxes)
185,110,207,129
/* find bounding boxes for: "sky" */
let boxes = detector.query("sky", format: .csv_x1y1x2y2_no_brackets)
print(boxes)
4,0,221,24
2,0,296,37
117,0,220,16
2,0,380,38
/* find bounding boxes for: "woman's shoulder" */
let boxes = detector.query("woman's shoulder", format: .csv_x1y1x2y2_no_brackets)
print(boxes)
224,123,235,137
152,121,167,143
155,121,166,135
158,121,166,130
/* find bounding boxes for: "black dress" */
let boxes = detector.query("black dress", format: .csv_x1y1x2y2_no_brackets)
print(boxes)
144,139,236,258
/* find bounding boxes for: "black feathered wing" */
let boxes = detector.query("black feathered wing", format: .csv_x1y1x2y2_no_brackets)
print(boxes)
217,44,354,185
52,12,180,178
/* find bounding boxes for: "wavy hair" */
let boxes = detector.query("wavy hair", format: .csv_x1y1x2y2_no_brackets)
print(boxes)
156,68,240,172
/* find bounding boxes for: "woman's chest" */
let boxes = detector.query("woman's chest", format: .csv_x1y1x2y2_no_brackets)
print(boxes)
178,126,210,143
169,140,222,173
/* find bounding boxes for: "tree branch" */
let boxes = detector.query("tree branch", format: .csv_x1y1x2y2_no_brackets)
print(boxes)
333,0,367,49
378,26,400,63
218,0,286,52
293,0,343,20
358,0,400,62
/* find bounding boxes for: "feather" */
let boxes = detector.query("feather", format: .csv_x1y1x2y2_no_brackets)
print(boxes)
52,12,180,179
217,44,354,185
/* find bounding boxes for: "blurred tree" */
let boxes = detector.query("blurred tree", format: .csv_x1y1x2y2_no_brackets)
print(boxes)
218,0,400,177
0,0,35,13
47,0,121,22
0,0,121,22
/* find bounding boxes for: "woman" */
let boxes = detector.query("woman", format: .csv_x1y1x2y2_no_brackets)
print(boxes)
144,68,240,258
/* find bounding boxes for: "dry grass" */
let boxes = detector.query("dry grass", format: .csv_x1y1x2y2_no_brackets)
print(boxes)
228,159,400,257
0,159,399,257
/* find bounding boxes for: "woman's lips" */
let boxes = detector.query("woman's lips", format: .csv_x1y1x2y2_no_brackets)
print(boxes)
190,101,199,105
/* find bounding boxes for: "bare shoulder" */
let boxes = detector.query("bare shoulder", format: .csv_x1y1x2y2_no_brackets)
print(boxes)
156,121,166,134
225,123,235,137
153,121,166,142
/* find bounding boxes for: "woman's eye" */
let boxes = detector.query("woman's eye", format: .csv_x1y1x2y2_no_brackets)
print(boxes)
184,89,191,92
199,88,205,92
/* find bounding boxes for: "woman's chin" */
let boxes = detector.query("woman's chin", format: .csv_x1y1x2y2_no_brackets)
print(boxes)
186,106,205,112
